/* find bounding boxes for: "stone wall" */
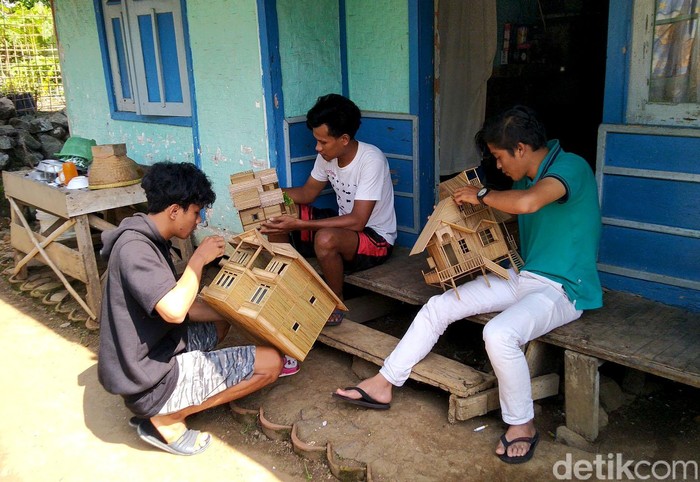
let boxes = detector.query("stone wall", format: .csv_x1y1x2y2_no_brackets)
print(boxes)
0,96,69,171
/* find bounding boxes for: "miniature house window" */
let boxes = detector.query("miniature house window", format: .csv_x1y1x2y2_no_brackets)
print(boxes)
309,295,316,305
252,213,260,221
250,284,270,304
215,270,238,288
266,260,288,275
232,251,251,265
458,238,470,254
478,228,496,246
292,322,300,332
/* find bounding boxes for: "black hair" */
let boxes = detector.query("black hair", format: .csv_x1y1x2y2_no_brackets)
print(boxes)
141,161,216,214
306,93,361,139
475,105,547,156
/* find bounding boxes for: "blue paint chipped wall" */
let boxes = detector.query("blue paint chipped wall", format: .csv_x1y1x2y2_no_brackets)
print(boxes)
53,0,414,236
53,0,270,235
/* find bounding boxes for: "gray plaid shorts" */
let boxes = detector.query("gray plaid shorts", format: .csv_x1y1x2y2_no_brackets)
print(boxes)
157,322,256,415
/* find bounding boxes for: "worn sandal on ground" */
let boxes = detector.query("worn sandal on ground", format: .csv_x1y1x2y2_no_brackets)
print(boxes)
136,419,211,456
332,386,390,410
325,309,345,326
497,431,540,464
279,355,300,377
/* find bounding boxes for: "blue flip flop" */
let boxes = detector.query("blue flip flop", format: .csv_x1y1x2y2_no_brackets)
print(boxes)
497,431,540,464
326,309,345,327
136,419,211,456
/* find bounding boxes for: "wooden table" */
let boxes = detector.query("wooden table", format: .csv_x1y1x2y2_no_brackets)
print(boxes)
2,169,147,328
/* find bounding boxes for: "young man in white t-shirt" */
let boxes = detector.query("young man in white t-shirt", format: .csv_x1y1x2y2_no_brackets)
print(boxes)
261,94,397,327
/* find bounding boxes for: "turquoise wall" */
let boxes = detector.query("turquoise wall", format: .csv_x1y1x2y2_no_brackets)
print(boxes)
186,0,269,231
345,0,409,113
54,0,271,234
276,0,410,117
277,0,342,117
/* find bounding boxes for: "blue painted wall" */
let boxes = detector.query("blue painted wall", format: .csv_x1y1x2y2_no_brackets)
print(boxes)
601,1,699,311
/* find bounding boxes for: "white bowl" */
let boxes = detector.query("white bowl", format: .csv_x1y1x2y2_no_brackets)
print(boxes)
66,176,89,189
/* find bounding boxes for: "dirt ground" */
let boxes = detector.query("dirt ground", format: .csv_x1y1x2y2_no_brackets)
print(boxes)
0,217,698,482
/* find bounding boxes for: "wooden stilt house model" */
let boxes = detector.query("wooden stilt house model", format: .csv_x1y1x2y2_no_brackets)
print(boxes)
229,168,297,231
410,168,523,297
201,229,347,361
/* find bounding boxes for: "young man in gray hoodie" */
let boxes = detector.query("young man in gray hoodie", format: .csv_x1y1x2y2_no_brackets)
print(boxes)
98,162,282,456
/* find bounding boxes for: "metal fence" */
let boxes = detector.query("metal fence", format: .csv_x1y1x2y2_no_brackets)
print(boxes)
0,3,65,113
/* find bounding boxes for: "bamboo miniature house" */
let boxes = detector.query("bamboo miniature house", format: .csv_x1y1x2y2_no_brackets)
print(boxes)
229,168,297,231
410,168,523,296
201,229,347,361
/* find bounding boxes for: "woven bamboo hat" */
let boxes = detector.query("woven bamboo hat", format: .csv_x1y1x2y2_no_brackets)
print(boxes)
88,143,143,190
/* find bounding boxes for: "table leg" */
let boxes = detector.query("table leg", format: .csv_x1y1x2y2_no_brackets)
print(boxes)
74,215,102,327
9,200,28,280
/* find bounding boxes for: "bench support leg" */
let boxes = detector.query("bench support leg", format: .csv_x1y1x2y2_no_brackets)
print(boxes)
563,350,600,442
448,373,559,423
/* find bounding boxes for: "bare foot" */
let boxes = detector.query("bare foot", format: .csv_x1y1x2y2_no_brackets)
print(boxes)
151,417,210,450
495,420,537,459
335,373,393,404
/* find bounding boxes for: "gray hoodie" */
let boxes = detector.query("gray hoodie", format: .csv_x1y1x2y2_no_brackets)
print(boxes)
97,213,186,417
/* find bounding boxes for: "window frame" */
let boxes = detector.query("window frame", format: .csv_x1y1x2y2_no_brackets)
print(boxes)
478,228,495,247
95,0,193,126
250,284,271,304
627,0,700,127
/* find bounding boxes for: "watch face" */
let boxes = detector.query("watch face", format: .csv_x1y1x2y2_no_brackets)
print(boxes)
478,188,488,197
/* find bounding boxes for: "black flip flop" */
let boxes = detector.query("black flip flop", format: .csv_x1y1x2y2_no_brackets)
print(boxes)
136,419,211,456
497,431,540,464
128,416,146,428
332,386,390,410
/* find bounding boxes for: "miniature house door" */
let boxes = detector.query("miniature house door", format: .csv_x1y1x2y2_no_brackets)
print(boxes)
258,0,435,247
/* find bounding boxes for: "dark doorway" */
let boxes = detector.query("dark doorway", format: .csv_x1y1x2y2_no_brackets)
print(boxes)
486,1,610,171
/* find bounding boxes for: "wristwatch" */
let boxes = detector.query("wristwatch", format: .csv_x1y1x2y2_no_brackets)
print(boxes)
476,187,491,205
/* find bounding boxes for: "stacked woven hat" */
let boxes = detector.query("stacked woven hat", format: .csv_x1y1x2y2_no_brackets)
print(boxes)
88,143,143,190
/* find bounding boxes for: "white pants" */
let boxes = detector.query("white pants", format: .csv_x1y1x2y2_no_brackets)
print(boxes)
380,270,582,425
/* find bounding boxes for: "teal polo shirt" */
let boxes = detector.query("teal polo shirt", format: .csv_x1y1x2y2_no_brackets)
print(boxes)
514,140,603,310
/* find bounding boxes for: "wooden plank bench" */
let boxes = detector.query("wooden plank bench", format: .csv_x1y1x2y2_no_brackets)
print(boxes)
316,246,700,442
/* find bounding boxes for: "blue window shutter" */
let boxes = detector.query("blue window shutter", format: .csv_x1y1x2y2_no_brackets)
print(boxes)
111,17,132,100
99,0,190,117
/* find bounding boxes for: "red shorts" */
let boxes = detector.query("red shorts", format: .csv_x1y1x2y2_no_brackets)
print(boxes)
291,205,393,273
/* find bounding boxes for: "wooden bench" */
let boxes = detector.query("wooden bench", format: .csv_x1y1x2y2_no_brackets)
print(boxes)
317,246,700,442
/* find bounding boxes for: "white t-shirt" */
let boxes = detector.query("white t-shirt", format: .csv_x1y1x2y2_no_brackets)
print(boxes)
310,141,397,245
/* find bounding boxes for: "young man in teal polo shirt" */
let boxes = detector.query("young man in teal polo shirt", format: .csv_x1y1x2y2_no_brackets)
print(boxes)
334,105,603,464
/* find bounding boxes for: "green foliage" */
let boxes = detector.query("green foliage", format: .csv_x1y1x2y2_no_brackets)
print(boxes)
3,1,49,9
0,1,61,105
